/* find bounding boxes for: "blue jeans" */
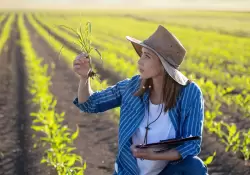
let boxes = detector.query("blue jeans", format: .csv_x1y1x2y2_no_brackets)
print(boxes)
158,156,208,175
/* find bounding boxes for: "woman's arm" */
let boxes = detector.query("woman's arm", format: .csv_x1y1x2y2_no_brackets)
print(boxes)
173,84,205,161
77,77,93,104
73,75,138,113
155,149,182,160
130,145,181,161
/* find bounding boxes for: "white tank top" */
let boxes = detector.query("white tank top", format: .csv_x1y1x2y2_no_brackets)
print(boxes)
132,100,176,175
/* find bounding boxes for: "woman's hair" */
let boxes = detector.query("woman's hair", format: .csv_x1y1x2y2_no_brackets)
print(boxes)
133,72,191,112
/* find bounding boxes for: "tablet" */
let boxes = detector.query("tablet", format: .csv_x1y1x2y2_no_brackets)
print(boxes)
135,136,201,152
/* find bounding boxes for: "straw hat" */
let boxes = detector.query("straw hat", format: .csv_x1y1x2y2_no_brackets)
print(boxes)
126,25,188,85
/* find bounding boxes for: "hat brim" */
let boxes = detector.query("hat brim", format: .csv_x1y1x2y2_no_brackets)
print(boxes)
126,36,189,86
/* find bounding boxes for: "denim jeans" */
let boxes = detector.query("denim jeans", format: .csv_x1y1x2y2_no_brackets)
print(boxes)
158,156,208,175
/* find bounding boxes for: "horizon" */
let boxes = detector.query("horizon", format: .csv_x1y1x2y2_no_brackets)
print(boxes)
0,0,250,11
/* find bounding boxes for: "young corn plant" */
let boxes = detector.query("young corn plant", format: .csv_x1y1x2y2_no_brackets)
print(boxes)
220,122,240,152
59,21,103,80
236,91,250,118
240,129,250,163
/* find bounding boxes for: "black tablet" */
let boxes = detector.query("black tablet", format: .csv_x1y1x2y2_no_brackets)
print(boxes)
135,136,201,152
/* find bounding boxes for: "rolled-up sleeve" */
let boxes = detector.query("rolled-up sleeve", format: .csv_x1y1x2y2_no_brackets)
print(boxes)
175,86,205,160
73,77,131,113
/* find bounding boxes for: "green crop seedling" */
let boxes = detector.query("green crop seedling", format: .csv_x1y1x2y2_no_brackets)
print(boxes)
60,21,103,79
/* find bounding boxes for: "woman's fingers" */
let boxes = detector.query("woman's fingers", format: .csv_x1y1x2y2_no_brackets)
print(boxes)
73,53,91,77
74,59,81,65
79,58,90,64
130,144,147,157
73,58,89,66
74,64,81,69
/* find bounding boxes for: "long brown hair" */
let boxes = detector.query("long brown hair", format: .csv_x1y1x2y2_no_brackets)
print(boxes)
133,72,190,112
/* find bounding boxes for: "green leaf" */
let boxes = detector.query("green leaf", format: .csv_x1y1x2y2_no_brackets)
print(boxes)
67,156,76,167
71,125,79,141
204,151,216,166
66,147,76,153
95,48,103,62
40,158,47,164
31,125,44,132
30,112,39,117
77,169,84,175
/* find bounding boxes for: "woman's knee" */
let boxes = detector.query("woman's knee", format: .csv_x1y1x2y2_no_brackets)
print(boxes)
158,156,208,175
182,155,208,175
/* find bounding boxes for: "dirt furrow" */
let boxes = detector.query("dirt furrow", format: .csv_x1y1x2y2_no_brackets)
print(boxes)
29,14,250,175
13,15,27,175
0,15,20,175
0,14,28,175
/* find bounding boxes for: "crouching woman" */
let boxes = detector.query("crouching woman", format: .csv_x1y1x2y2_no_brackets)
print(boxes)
72,25,208,175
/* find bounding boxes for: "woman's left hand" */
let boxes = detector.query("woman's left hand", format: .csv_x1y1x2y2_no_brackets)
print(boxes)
130,144,160,160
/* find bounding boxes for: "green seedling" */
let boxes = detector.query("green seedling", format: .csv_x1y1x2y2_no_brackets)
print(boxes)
59,21,103,79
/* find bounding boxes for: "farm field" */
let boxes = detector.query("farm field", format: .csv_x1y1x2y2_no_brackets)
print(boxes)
0,10,249,175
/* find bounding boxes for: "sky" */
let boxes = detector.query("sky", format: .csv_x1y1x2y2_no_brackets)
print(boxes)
0,0,250,10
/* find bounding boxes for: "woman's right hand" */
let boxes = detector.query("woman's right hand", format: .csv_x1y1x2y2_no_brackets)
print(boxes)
73,52,90,79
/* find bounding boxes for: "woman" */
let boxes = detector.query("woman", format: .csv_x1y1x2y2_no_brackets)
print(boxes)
72,25,208,175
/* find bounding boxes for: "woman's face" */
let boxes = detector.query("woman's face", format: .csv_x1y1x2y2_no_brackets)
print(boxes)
137,47,164,79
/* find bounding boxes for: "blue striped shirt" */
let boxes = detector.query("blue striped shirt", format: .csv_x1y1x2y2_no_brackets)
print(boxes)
73,74,205,175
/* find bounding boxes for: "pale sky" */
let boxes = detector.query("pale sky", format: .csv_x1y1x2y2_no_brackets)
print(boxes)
0,0,250,10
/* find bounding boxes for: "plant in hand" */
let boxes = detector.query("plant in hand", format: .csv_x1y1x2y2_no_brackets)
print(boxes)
60,21,103,79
